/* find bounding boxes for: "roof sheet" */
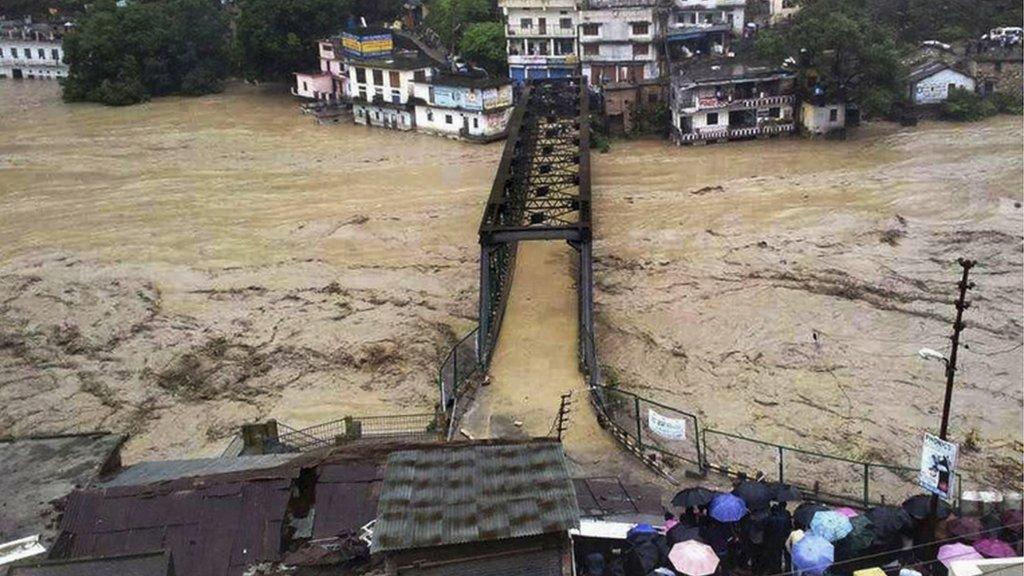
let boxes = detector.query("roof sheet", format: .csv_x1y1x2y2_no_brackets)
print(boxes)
51,470,297,576
0,433,124,543
101,454,300,488
907,60,965,84
426,73,512,89
673,58,792,86
312,462,385,538
7,551,173,576
372,440,580,553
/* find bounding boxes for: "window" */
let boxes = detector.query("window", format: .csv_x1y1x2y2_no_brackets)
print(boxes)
520,18,532,29
10,47,17,58
24,48,31,59
414,69,426,82
445,114,453,124
632,43,649,57
389,70,400,86
829,108,839,122
38,48,44,58
52,48,59,60
582,24,600,36
631,22,649,35
427,110,434,121
303,81,308,91
0,48,4,57
473,118,479,128
583,44,599,56
560,18,572,29
372,69,383,85
706,112,719,125
769,107,780,118
355,67,366,83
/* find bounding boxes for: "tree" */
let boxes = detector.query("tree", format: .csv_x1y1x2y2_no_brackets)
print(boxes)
756,0,904,117
424,0,493,51
62,0,230,106
459,22,506,75
234,0,353,83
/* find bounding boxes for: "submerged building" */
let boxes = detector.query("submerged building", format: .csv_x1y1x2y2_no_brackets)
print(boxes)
669,58,794,144
0,21,70,80
411,73,515,141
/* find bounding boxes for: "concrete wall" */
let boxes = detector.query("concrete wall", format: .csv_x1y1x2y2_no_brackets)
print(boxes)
911,68,975,105
414,105,512,138
353,103,415,130
800,102,845,134
973,59,1023,100
294,73,335,100
348,66,426,104
0,39,66,79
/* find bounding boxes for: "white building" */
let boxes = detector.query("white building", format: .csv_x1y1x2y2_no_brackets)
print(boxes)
670,59,795,144
767,0,799,23
800,101,846,135
665,0,745,61
578,0,661,86
500,0,580,82
0,22,69,80
411,74,515,141
348,52,435,130
907,61,976,105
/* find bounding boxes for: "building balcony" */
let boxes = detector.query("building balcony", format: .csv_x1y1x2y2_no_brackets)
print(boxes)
499,0,577,8
506,25,576,37
673,0,745,8
679,94,794,112
508,53,579,66
674,122,794,143
0,57,64,67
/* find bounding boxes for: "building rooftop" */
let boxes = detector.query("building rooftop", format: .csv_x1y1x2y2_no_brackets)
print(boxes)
351,51,436,71
673,57,792,86
0,433,124,544
372,439,580,553
426,72,512,89
100,454,301,488
7,551,174,576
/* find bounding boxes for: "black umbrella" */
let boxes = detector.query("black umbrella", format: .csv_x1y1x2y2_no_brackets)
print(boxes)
767,482,803,502
793,502,830,530
732,480,771,511
866,505,914,538
671,487,718,508
902,494,951,520
666,523,703,546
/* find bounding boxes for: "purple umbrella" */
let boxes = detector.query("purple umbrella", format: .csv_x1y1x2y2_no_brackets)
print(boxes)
974,538,1017,558
1002,509,1023,536
792,533,834,575
937,543,984,568
946,516,984,542
708,493,748,523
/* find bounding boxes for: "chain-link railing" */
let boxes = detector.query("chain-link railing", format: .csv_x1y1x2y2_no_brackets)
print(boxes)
277,413,440,452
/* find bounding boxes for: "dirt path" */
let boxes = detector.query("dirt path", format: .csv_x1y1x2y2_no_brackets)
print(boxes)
462,242,669,487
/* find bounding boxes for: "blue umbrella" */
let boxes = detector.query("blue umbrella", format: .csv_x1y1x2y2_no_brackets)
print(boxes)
627,523,658,541
708,493,748,523
792,533,835,575
810,510,854,542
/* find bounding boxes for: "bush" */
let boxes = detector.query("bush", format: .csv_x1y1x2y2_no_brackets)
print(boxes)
942,87,997,121
990,91,1024,115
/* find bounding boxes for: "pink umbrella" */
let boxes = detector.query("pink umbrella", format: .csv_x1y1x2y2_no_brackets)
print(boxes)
669,540,720,576
973,538,1017,558
937,543,984,568
661,519,680,534
835,507,859,518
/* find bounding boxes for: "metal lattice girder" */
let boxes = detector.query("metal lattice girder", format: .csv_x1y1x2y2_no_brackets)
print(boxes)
479,77,591,244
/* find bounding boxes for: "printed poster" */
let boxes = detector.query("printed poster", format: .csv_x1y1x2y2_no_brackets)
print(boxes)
918,433,958,501
648,408,686,441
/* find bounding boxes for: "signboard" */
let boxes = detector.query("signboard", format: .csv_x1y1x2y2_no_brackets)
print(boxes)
648,409,687,441
918,434,958,501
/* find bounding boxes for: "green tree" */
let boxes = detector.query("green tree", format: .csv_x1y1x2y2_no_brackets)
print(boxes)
424,0,493,51
62,0,230,106
234,0,353,83
757,0,904,117
459,22,506,75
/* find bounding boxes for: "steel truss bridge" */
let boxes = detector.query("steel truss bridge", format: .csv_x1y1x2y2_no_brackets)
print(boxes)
477,77,595,375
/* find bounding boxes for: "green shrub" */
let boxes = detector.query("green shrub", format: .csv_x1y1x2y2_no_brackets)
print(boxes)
990,91,1024,115
942,87,997,121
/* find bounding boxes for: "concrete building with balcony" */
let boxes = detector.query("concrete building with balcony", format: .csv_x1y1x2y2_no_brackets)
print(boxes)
0,22,69,80
670,58,794,144
348,52,435,130
411,73,515,141
664,0,745,61
501,0,580,82
293,36,350,101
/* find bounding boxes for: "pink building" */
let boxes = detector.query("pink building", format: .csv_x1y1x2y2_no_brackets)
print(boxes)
293,38,348,101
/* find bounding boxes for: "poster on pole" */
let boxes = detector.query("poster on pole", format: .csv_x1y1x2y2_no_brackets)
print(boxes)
648,409,687,441
918,433,958,501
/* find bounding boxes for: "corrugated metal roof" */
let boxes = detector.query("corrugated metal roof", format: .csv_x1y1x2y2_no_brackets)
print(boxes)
372,440,580,553
100,454,300,487
7,550,173,576
312,462,385,538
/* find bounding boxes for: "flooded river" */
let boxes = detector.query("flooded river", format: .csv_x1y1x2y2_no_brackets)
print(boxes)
1,81,1021,488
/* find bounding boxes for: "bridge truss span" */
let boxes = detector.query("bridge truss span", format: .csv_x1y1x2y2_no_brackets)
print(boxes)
477,78,594,368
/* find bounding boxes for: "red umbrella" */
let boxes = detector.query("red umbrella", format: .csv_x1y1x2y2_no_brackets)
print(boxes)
973,538,1017,558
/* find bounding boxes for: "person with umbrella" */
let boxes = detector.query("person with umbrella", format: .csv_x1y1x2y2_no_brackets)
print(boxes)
792,533,834,576
673,487,719,527
765,502,794,573
669,540,720,576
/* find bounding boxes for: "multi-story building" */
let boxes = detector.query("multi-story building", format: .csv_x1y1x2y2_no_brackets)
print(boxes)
411,73,515,141
293,36,349,102
669,58,794,144
348,51,435,131
664,0,745,61
0,21,69,80
500,0,580,82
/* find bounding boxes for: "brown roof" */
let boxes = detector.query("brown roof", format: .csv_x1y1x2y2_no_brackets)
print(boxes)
7,551,174,576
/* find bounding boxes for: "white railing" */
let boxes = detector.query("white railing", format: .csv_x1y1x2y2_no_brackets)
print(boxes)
676,123,794,142
684,94,794,111
506,25,576,37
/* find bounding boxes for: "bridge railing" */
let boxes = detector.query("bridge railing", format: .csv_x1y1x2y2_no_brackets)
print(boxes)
277,413,441,451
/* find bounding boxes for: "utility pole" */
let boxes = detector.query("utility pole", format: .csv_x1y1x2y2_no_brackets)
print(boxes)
555,391,573,440
929,258,975,543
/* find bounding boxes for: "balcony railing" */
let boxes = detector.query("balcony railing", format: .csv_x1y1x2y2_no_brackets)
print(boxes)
675,123,794,142
506,25,576,37
508,53,579,65
683,94,795,111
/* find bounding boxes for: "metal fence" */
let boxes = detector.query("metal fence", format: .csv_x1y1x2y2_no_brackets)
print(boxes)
590,384,703,467
438,327,480,411
277,413,440,451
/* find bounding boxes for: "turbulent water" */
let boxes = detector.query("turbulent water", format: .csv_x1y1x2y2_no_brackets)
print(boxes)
0,81,1021,489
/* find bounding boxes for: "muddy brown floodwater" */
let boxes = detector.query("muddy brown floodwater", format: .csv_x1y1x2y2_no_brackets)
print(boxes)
0,81,1021,491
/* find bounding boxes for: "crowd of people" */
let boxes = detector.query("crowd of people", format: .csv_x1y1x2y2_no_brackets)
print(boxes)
579,480,1023,576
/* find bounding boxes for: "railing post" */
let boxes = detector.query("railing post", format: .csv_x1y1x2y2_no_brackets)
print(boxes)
453,346,458,397
634,396,643,454
778,446,785,483
863,463,870,507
